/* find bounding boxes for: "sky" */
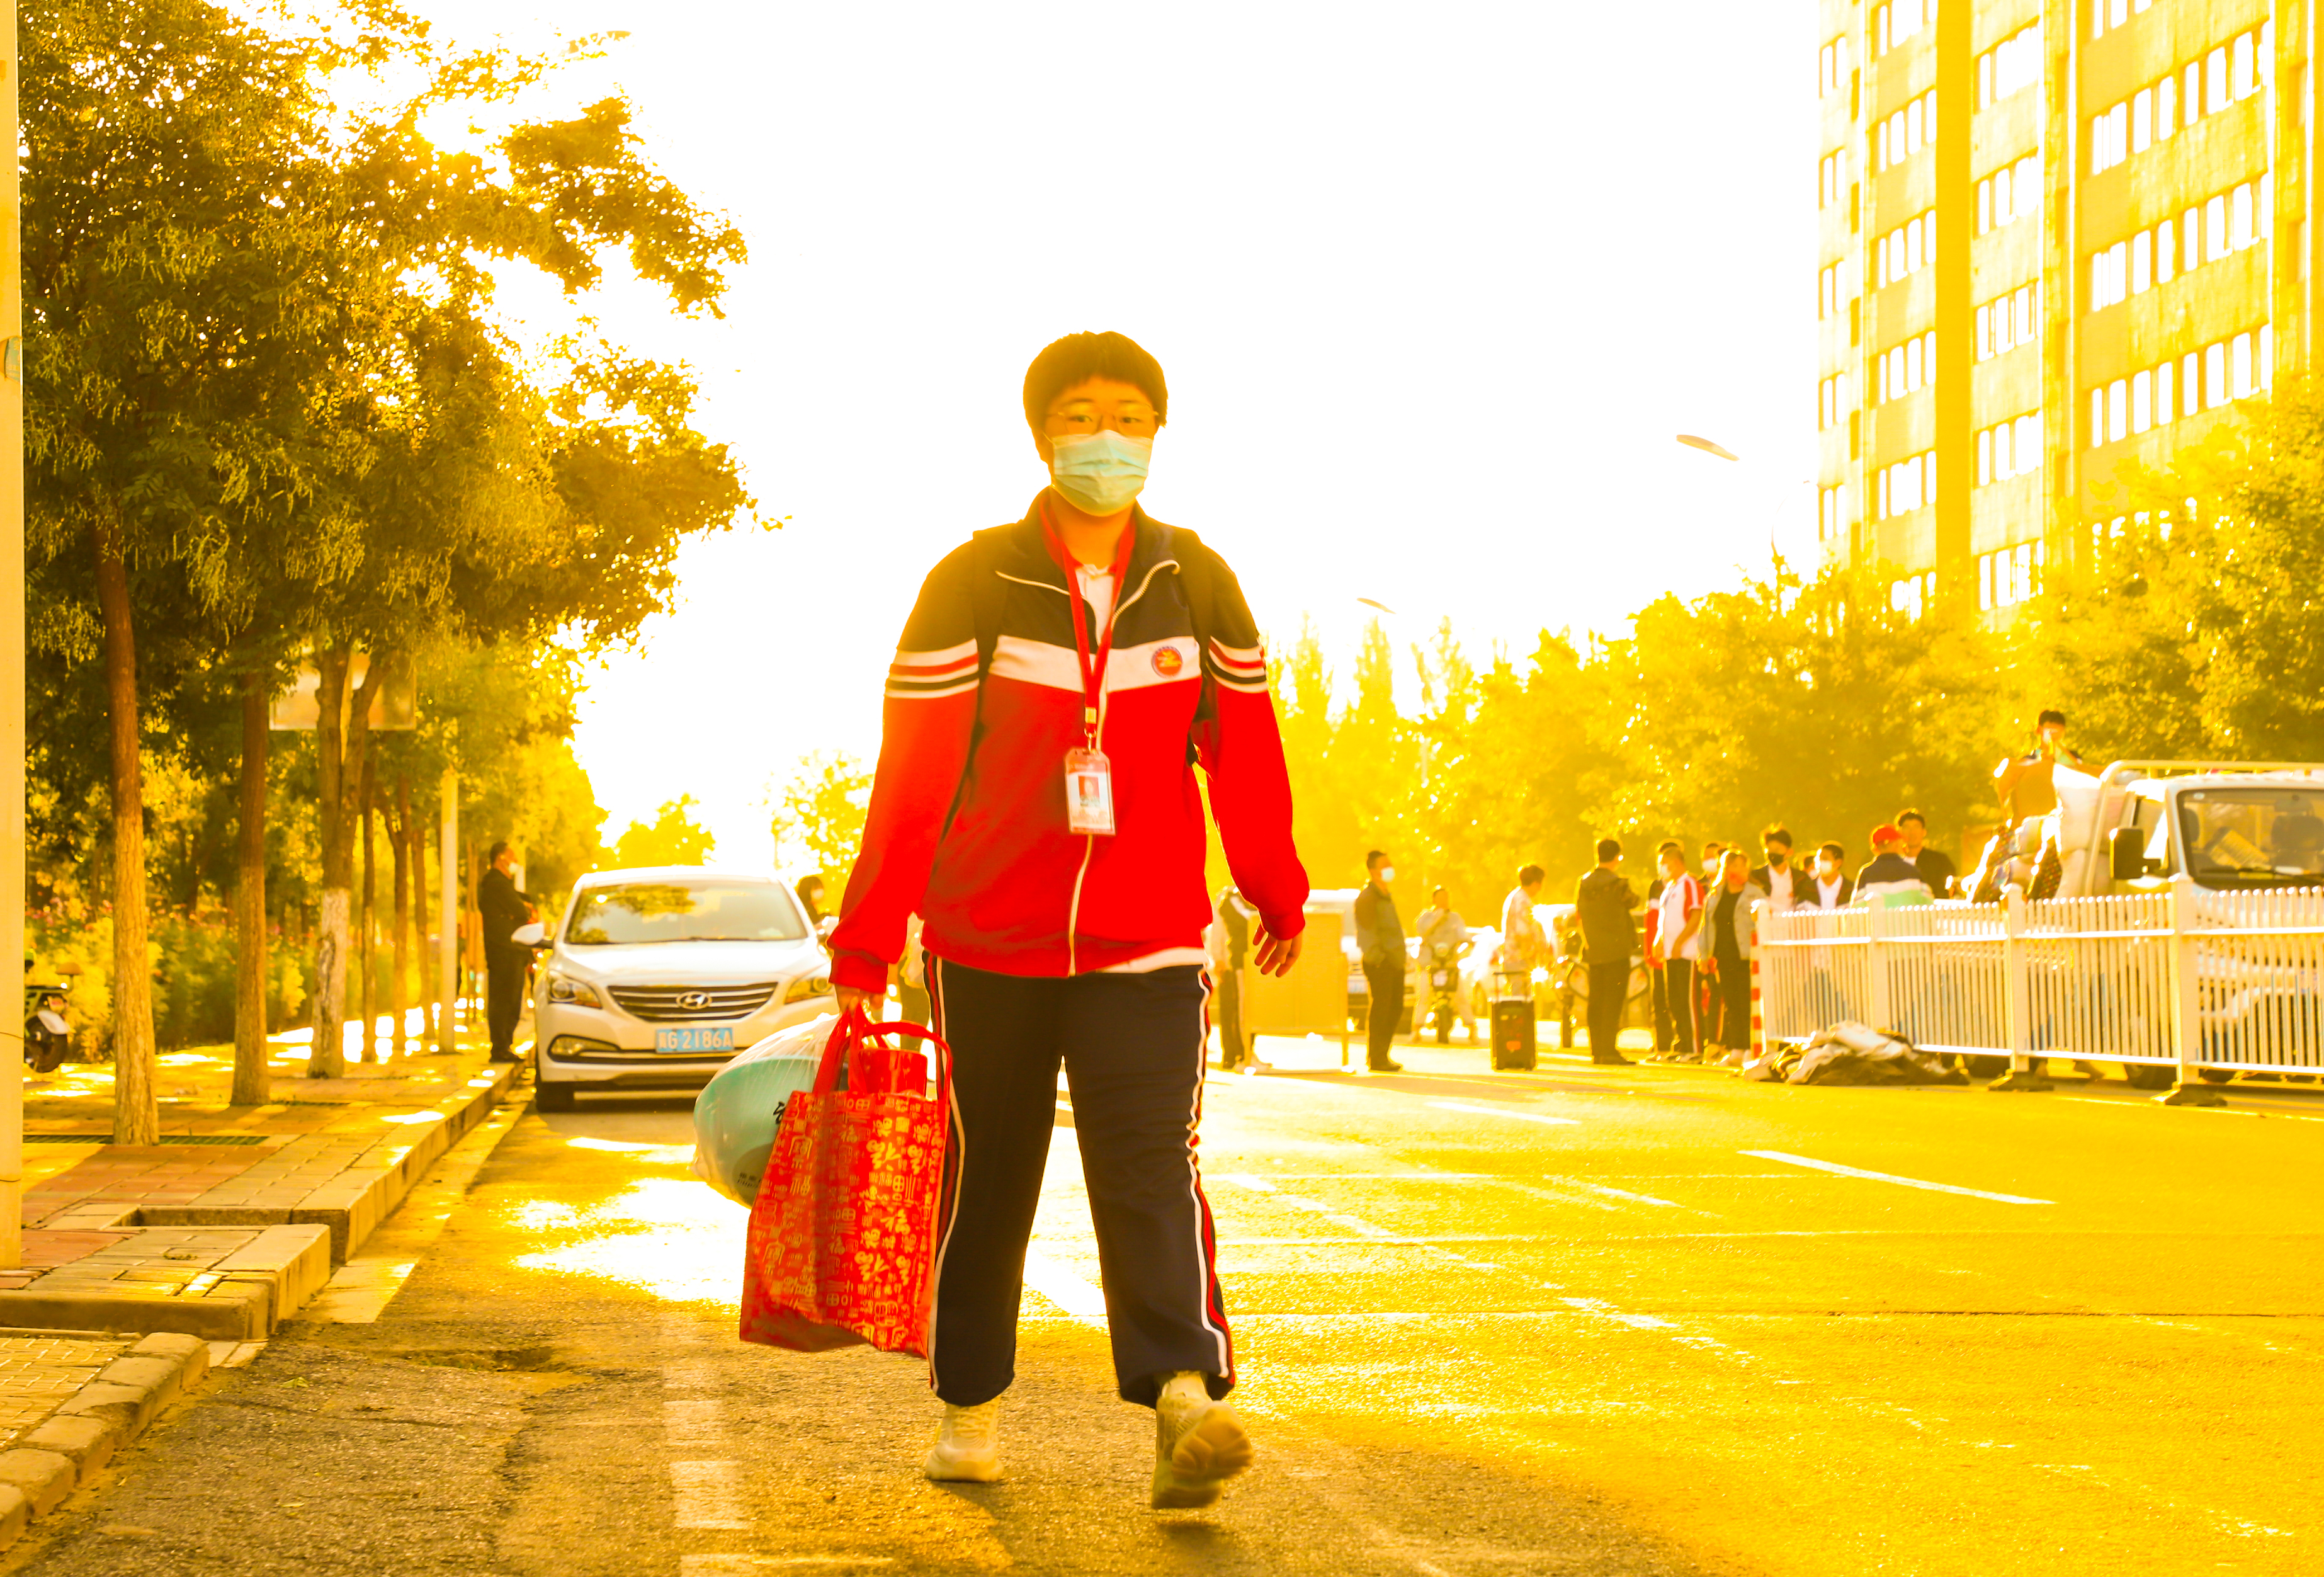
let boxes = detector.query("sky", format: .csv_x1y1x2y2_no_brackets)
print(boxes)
404,1,1821,867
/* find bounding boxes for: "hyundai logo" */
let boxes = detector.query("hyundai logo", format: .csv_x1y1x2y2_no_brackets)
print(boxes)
676,990,713,1011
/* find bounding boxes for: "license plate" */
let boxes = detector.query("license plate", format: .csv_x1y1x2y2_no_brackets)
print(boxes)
655,1026,735,1054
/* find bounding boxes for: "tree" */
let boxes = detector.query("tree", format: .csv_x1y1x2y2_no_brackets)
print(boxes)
771,753,871,892
2046,383,2324,761
615,797,717,868
25,0,753,1102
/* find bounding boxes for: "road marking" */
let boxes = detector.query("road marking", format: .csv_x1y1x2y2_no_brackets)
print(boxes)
681,1559,896,1573
1739,1150,2053,1204
1559,1296,1675,1330
665,1398,728,1447
1021,1251,1108,1327
1220,1171,1277,1191
669,1460,751,1529
1428,1101,1580,1126
1566,1181,1687,1209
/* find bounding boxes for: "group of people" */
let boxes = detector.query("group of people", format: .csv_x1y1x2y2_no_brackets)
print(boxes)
1570,813,1965,1065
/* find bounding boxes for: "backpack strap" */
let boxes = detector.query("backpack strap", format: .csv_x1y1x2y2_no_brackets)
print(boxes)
1168,525,1220,727
968,524,1012,679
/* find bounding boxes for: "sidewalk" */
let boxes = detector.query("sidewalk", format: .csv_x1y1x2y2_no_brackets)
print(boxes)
7,1022,521,1338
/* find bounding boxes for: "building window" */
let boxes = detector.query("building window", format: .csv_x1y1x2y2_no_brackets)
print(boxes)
1975,154,2040,236
1877,450,1936,518
1976,282,2042,361
2090,102,2129,174
1818,372,1852,430
1979,542,2044,612
1874,0,1932,57
1878,209,1937,285
2091,0,2155,42
1818,484,1849,541
1977,412,2043,485
1977,24,2042,109
1878,330,1937,402
1890,573,1932,622
1819,37,1851,99
1877,90,1937,172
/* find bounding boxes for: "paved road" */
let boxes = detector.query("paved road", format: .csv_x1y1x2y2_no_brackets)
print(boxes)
13,1039,2321,1576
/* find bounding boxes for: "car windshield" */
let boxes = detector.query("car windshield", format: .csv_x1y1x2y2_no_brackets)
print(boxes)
2176,788,2324,889
565,881,808,945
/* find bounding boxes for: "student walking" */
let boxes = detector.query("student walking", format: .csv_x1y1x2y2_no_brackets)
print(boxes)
828,331,1308,1510
1574,838,1638,1066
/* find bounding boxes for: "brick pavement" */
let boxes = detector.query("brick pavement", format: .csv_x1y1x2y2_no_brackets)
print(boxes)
0,1334,131,1438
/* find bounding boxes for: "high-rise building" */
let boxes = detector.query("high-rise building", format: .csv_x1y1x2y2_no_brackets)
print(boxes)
1817,0,2288,619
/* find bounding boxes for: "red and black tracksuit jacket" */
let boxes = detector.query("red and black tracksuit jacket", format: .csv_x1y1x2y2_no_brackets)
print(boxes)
829,499,1308,990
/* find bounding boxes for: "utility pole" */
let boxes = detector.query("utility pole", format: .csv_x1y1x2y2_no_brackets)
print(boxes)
1,0,26,1270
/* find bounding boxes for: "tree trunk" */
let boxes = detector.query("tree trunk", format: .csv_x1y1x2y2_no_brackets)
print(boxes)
231,671,271,1105
359,754,376,1064
310,648,385,1078
390,773,409,1058
411,796,435,1049
93,514,158,1146
309,649,350,1078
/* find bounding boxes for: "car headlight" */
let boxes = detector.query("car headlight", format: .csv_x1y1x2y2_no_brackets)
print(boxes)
783,973,834,1005
546,969,603,1008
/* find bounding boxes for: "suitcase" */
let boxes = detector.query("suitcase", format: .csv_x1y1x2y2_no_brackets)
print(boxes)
1490,997,1537,1071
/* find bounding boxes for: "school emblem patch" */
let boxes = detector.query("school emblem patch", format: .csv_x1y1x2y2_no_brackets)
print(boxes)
1152,644,1186,678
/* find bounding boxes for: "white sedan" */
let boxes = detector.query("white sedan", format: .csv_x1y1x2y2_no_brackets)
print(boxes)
531,867,836,1111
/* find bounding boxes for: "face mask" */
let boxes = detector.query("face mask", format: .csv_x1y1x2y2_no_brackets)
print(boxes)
1378,867,1396,883
1049,429,1152,516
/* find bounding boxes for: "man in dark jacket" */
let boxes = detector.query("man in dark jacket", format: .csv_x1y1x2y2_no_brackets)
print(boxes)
1352,850,1405,1073
1749,826,1818,913
478,841,538,1064
1574,838,1638,1066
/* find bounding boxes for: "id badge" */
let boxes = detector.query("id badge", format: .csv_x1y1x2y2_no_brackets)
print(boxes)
1064,748,1116,836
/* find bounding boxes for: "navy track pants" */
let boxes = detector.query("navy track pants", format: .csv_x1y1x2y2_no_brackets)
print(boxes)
924,957,1232,1409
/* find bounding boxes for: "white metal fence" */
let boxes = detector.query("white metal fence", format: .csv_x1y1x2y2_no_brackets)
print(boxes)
1758,877,2324,1075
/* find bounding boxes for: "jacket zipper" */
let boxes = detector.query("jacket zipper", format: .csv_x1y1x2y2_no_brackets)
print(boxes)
1060,555,1177,974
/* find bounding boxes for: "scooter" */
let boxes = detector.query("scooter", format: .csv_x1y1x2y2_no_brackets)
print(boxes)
23,959,72,1073
1424,941,1463,1045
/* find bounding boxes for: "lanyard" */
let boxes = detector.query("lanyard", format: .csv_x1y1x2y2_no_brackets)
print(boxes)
1043,505,1136,746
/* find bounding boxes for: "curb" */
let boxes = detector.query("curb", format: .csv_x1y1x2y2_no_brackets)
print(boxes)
0,1062,520,1339
135,1060,520,1263
0,1332,212,1554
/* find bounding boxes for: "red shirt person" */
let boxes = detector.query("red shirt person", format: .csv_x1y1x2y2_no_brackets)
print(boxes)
829,331,1307,1510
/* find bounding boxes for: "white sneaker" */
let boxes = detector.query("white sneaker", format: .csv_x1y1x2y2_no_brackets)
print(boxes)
1240,1058,1273,1076
1150,1372,1253,1509
923,1399,1003,1483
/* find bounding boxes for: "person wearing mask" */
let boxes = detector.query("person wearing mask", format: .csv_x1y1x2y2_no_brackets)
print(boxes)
1808,843,1854,909
828,331,1308,1508
1645,844,1703,1062
1700,840,1726,885
1353,850,1406,1073
795,873,836,945
477,841,538,1065
1574,838,1638,1066
1994,709,2087,823
1749,825,1817,914
1895,810,1958,899
1699,850,1766,1061
1856,824,1933,903
1414,885,1477,1043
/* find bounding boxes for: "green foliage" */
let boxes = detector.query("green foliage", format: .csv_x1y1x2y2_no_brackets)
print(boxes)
771,753,872,894
2046,382,2324,761
1273,561,2017,916
614,796,717,868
